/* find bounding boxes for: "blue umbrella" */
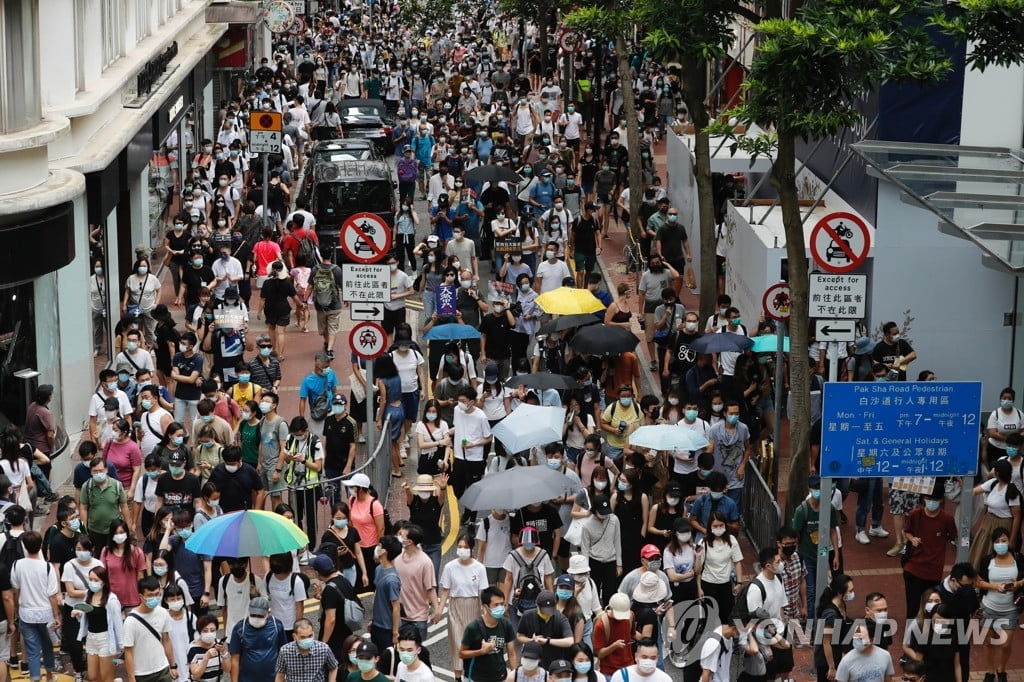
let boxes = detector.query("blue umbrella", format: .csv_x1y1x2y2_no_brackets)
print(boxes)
688,332,754,354
752,335,791,353
423,323,482,341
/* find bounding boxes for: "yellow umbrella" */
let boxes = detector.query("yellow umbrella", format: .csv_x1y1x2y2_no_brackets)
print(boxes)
535,287,606,315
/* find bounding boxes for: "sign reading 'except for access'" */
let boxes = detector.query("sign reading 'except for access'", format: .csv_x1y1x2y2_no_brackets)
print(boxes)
820,381,982,478
809,273,867,319
342,264,389,304
349,321,387,360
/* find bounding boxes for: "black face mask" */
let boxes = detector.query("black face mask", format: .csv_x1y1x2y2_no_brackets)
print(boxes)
231,565,248,578
781,545,797,557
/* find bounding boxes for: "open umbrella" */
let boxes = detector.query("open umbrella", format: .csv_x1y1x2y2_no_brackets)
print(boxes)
460,465,581,511
537,313,601,336
535,287,606,315
629,424,710,452
751,335,791,353
569,324,640,356
423,323,482,341
463,164,522,185
688,332,754,354
184,510,308,557
506,373,578,391
492,403,566,454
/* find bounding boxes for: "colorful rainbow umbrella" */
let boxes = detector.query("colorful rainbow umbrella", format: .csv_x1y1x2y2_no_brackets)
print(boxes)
184,510,309,557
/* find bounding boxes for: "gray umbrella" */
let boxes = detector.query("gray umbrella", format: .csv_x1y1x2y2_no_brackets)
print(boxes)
460,465,581,511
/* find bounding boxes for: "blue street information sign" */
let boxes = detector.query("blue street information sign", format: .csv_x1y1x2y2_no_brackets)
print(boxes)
820,381,982,477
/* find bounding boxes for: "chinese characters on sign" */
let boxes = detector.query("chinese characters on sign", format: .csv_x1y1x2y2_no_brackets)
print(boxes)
342,264,389,304
820,381,982,478
435,284,457,317
809,273,867,319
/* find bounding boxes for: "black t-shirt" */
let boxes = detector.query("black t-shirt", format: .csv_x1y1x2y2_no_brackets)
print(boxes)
172,353,204,401
182,265,216,306
320,526,362,570
871,339,915,380
515,610,572,666
322,415,358,471
408,496,443,545
657,223,689,263
479,313,515,360
44,528,78,569
461,617,515,682
166,230,192,264
573,216,600,255
669,331,700,375
457,289,483,327
209,463,263,513
511,503,562,553
320,575,354,649
155,322,180,371
155,472,202,509
261,278,296,319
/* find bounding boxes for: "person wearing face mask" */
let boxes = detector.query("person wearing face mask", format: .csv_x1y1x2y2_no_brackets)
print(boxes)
813,573,856,682
403,475,447,578
987,388,1024,464
208,445,264,516
69,563,124,682
121,257,161,346
123,575,178,682
742,546,794,679
88,368,134,446
646,481,686,552
870,321,916,382
77,453,131,554
99,517,146,611
161,582,198,678
791,475,839,624
187,613,231,681
515,589,574,666
707,400,751,508
935,565,980,680
459,586,519,682
437,533,489,680
970,458,1021,567
275,616,341,681
227,596,288,682
975,526,1024,682
577,494,623,604
366,535,403,654
835,622,894,682
534,240,572,294
902,485,957,618
662,517,700,605
217,556,268,644
611,638,670,682
170,330,204,432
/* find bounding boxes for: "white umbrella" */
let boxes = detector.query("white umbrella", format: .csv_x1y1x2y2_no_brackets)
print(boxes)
492,403,566,454
629,424,710,452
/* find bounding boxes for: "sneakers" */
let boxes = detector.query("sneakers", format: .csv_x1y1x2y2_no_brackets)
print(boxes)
886,543,904,557
855,530,870,544
868,526,890,538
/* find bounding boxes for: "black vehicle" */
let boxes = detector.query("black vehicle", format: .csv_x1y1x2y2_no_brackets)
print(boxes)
337,98,396,154
307,160,397,263
302,139,383,198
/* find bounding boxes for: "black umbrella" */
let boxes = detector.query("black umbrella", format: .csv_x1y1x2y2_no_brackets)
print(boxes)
463,164,522,185
506,373,579,391
569,324,640,356
537,314,602,336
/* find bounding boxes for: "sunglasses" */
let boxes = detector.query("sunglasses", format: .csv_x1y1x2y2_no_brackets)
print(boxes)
258,344,273,349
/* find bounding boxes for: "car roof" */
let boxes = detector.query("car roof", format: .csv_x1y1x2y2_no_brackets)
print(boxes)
311,139,375,152
338,98,387,110
313,160,393,183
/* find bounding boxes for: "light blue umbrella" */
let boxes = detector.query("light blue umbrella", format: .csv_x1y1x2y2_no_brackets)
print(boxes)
492,403,566,454
629,424,710,452
752,335,791,353
423,323,482,341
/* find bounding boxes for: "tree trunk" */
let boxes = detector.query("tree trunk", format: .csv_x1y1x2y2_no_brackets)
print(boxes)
616,37,644,245
681,57,717,325
773,131,810,522
539,13,550,79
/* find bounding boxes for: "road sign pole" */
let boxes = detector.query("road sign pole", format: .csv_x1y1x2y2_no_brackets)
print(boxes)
771,320,785,493
261,152,270,229
957,476,973,563
814,343,841,607
365,360,376,463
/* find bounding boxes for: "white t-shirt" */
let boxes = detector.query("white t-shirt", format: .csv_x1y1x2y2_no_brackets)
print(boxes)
133,475,160,514
115,348,155,373
745,573,787,620
716,325,748,376
392,349,425,393
61,557,104,596
675,417,710,474
439,559,488,598
453,407,491,462
10,556,57,622
480,383,511,420
476,513,513,569
610,664,673,682
701,536,743,584
88,390,133,420
988,407,1024,450
396,661,436,682
535,259,571,293
415,419,450,448
167,612,195,677
0,459,31,489
217,573,267,642
386,271,414,312
123,607,173,675
698,627,734,682
982,478,1020,518
267,572,307,631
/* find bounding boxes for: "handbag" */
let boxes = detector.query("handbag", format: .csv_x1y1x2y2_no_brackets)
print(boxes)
564,518,585,546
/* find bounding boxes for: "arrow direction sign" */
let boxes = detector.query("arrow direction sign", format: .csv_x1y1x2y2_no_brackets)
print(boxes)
815,319,857,342
350,304,384,321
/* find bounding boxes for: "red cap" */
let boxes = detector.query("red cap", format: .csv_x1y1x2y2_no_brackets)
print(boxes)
640,544,661,559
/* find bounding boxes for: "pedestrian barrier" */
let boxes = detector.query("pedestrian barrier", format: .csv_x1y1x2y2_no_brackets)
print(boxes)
282,415,392,545
742,462,782,553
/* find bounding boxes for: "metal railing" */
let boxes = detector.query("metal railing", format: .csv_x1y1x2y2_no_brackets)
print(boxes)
281,416,392,544
742,462,782,554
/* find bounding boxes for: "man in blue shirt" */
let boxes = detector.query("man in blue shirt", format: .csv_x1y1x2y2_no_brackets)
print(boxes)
298,351,338,433
687,471,741,543
370,535,403,653
229,596,288,682
411,126,435,199
453,190,485,240
529,170,556,213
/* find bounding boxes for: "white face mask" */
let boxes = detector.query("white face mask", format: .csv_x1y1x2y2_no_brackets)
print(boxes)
200,631,217,644
417,491,432,501
456,547,472,559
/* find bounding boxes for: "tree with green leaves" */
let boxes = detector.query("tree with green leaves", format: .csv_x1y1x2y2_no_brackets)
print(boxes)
715,0,954,520
642,0,761,326
564,6,645,256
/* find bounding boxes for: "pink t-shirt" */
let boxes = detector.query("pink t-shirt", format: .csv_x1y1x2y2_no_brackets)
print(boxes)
101,545,146,607
348,495,384,547
290,267,311,302
104,439,142,490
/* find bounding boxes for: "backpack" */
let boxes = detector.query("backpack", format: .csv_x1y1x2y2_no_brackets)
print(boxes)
732,577,766,622
297,231,321,267
510,549,547,613
609,399,641,421
349,491,393,536
312,264,339,310
324,576,365,632
0,531,24,570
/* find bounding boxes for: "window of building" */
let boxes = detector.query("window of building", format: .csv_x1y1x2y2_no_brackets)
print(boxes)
101,0,125,69
0,0,40,133
135,0,151,40
73,0,86,92
0,281,39,428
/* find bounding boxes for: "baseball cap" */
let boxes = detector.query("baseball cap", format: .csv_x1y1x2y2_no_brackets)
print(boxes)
522,641,544,660
426,234,440,245
356,641,379,658
536,590,557,613
808,474,821,489
555,573,574,589
168,451,187,466
311,554,335,575
349,473,371,489
592,494,612,517
549,660,573,676
608,592,631,620
640,544,661,559
332,394,347,406
484,362,499,382
115,362,133,374
248,596,270,617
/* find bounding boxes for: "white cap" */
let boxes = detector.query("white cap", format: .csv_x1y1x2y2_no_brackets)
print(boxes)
349,473,371,489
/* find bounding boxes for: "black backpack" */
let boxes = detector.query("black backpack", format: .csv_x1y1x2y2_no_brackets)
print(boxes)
0,531,24,572
732,577,766,622
511,549,547,613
